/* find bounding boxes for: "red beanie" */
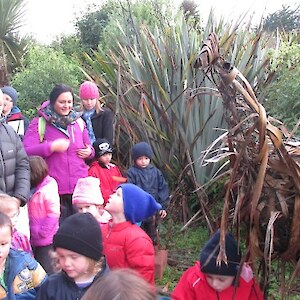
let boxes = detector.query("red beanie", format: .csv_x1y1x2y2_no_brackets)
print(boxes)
79,81,99,100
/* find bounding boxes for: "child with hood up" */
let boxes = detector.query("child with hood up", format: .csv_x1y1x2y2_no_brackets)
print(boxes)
172,230,263,300
102,183,161,285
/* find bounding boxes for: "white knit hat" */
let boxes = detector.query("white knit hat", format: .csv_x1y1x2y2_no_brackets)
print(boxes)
72,177,104,205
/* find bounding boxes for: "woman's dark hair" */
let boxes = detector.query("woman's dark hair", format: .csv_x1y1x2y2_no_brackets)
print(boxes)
49,84,73,105
29,156,48,188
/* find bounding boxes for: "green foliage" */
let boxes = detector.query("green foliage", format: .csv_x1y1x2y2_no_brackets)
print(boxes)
75,0,119,50
0,0,27,85
156,222,209,292
51,34,83,57
11,45,83,118
263,5,300,32
78,11,272,220
263,40,300,134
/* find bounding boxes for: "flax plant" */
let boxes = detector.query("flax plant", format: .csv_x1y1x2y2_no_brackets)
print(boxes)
79,10,271,224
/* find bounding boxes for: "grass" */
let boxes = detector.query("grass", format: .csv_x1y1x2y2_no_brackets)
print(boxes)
155,219,209,294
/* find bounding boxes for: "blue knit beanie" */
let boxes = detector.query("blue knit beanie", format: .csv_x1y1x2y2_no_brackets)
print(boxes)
120,183,161,223
1,86,18,106
200,230,241,276
132,142,153,161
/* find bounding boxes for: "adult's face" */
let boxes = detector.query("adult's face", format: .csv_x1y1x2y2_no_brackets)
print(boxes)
81,98,97,111
53,92,73,116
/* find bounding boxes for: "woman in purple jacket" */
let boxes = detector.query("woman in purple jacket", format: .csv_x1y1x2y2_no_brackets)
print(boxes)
23,84,94,222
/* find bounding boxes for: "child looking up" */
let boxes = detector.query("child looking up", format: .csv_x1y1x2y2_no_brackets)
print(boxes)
102,183,161,285
89,138,124,204
172,230,263,300
0,193,32,254
37,212,108,300
72,177,111,226
0,212,47,299
126,142,169,243
28,155,60,274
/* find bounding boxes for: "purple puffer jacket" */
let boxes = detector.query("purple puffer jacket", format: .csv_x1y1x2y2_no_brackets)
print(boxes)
23,110,94,195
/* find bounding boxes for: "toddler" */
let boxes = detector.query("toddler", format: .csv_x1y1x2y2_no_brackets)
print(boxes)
72,177,112,226
0,193,32,254
0,212,47,298
89,138,125,204
28,155,60,274
172,230,264,300
37,212,108,299
126,142,169,243
102,183,161,285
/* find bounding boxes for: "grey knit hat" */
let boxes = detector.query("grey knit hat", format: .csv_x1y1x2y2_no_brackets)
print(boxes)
1,86,18,106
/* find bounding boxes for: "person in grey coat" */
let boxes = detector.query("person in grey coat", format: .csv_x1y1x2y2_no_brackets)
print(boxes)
0,89,30,206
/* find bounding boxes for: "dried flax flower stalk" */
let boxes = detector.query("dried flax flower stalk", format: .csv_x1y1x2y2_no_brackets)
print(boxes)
195,32,300,293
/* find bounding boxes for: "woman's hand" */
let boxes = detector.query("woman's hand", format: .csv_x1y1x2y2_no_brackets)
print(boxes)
77,144,92,159
50,138,70,153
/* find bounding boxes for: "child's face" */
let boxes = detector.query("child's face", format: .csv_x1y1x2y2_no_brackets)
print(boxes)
56,248,93,282
82,98,97,111
105,188,124,214
98,153,112,165
205,273,235,293
135,156,150,168
76,203,100,219
0,226,12,265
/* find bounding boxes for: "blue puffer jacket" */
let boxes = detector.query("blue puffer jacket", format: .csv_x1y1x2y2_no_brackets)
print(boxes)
0,249,47,300
126,164,169,209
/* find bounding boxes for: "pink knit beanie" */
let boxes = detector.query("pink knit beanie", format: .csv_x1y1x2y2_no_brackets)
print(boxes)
72,177,104,205
79,81,100,100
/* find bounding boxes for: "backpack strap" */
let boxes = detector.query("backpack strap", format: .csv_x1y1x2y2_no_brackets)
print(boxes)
38,117,84,143
38,117,46,143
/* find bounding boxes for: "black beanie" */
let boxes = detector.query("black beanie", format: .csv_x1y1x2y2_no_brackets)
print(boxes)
93,138,112,158
53,213,103,261
132,142,153,161
200,230,241,276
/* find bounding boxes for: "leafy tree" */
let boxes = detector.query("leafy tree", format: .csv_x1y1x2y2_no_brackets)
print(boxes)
263,5,300,32
0,0,27,85
263,40,300,134
75,1,119,50
12,45,84,118
51,34,83,57
75,0,175,52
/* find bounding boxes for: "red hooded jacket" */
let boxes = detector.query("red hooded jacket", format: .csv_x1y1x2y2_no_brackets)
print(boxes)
172,262,263,300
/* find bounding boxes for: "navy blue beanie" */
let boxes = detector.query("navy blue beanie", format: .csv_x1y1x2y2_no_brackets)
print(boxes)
132,142,153,161
1,86,18,106
200,230,241,276
120,183,161,223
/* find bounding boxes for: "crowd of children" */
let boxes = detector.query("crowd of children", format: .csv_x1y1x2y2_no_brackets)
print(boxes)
0,82,264,299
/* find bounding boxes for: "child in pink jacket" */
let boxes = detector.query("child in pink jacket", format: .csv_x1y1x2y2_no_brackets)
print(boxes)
28,156,60,274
